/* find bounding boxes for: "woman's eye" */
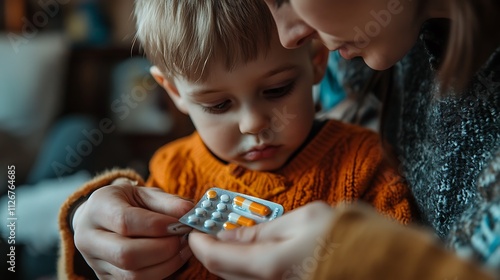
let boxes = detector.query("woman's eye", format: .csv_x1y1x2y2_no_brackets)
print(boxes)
202,100,231,114
274,0,288,8
264,81,295,98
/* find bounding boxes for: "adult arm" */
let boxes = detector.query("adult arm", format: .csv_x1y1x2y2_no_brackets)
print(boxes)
314,204,494,279
189,202,494,280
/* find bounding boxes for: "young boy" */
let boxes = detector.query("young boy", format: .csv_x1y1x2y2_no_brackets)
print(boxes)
58,0,414,279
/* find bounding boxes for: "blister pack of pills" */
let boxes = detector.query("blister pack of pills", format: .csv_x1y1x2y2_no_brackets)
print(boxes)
179,188,285,235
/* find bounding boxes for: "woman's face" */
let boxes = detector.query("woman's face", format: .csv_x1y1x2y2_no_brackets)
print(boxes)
263,0,424,70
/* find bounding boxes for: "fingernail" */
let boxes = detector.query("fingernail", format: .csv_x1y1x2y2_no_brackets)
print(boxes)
167,222,193,235
175,195,195,203
179,246,193,261
180,233,189,246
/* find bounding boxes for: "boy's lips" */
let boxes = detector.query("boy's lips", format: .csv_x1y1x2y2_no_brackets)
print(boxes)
243,145,281,161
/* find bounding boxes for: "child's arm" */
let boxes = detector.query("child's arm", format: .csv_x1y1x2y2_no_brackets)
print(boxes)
326,124,414,224
58,169,193,279
360,157,414,224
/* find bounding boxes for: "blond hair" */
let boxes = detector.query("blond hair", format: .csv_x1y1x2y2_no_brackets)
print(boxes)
134,0,275,81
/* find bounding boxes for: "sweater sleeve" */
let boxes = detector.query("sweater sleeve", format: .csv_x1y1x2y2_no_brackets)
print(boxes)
361,156,414,225
57,168,145,280
447,147,500,270
346,129,414,225
145,134,199,198
313,204,495,280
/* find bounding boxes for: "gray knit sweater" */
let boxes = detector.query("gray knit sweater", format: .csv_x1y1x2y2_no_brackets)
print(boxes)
396,21,500,267
341,19,500,267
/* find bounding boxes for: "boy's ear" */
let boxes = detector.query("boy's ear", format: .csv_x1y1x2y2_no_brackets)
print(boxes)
150,66,189,114
310,41,330,84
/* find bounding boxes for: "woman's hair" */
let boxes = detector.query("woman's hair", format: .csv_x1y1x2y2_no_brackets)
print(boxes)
134,0,275,82
438,0,500,89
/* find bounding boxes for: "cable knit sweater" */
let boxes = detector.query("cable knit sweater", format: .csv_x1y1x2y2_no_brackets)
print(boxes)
57,119,414,279
147,119,413,279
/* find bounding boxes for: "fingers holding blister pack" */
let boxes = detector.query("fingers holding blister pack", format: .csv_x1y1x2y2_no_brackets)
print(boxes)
179,188,284,235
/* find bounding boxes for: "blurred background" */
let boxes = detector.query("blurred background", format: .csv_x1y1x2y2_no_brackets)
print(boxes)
0,0,194,279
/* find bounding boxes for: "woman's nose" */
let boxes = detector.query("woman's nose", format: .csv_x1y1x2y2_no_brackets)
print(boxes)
270,4,316,48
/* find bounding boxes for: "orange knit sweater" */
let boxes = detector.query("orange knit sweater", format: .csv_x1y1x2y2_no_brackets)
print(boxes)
147,120,414,279
57,120,414,279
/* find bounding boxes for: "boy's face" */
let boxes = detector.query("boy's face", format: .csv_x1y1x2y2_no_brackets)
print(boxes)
161,35,327,171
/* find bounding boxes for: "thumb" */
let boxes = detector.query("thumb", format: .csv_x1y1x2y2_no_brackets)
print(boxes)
216,224,261,242
216,217,286,243
135,187,194,218
216,201,334,243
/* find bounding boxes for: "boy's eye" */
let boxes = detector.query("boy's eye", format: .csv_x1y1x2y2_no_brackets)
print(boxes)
264,81,295,98
202,100,231,114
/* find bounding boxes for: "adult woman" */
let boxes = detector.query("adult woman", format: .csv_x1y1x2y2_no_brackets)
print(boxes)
189,0,500,278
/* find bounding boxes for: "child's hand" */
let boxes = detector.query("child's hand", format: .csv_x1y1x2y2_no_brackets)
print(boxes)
72,181,194,279
189,201,336,280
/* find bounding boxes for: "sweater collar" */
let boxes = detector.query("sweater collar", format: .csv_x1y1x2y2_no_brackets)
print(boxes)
190,120,342,199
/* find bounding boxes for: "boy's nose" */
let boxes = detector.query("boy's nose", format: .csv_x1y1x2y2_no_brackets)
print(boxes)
271,4,316,49
239,108,270,135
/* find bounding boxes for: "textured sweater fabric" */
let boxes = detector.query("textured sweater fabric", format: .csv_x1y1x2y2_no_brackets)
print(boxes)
340,19,500,269
312,205,495,280
396,21,500,267
146,119,413,279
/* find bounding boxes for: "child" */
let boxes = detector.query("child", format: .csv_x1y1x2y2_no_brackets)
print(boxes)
58,0,415,279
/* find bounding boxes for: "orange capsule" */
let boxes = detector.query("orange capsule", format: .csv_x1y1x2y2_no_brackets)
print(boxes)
223,221,240,230
233,196,270,217
228,212,256,227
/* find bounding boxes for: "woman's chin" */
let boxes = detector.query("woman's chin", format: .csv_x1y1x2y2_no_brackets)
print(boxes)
364,56,395,71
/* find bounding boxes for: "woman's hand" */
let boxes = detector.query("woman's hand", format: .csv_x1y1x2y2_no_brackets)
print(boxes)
72,181,194,279
189,201,337,280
